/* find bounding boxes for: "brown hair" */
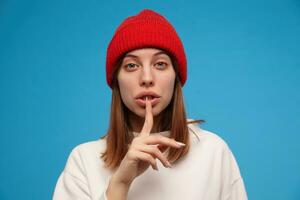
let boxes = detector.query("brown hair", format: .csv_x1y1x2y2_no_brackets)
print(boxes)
101,54,204,170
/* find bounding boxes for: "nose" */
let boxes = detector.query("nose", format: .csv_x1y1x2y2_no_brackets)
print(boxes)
139,66,154,87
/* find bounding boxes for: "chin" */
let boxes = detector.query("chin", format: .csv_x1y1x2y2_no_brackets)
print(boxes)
133,106,161,118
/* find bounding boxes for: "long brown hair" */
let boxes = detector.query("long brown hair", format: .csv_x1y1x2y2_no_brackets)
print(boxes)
101,54,204,170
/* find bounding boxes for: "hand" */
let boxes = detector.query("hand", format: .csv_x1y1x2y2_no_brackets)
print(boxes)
112,97,185,186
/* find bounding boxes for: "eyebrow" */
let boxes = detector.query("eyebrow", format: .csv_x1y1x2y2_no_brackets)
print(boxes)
124,50,169,59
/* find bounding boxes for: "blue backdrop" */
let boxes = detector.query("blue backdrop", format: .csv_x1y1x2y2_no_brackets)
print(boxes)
1,0,299,199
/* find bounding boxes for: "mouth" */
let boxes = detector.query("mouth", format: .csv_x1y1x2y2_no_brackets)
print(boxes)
135,95,160,107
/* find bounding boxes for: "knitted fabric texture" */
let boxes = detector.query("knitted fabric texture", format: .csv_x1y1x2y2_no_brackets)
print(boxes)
106,9,187,88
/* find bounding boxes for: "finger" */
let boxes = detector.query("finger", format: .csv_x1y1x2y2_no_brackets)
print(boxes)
140,97,153,136
137,144,172,168
135,151,158,171
144,135,186,149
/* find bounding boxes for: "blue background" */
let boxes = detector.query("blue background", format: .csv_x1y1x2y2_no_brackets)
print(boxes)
1,0,299,199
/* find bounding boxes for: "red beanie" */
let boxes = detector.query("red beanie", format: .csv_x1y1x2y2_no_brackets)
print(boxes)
106,9,187,88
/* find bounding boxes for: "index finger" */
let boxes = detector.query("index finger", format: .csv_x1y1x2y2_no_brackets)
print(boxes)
140,97,153,136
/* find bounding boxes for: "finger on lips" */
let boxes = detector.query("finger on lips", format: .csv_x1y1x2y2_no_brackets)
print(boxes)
137,98,185,170
141,97,153,136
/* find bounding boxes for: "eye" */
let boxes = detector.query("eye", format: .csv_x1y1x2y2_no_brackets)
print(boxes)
155,61,168,69
124,63,138,71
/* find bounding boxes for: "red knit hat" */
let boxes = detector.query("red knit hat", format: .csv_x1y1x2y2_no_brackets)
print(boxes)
106,9,187,88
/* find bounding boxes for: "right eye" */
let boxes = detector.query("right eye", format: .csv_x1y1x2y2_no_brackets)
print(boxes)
124,63,138,71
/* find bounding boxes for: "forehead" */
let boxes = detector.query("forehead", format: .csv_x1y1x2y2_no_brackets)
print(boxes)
123,48,171,59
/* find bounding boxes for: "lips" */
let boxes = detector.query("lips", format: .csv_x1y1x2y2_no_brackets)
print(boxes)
135,91,161,107
135,91,160,100
135,96,160,107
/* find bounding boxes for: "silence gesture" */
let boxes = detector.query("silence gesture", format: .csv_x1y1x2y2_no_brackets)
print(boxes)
107,97,185,199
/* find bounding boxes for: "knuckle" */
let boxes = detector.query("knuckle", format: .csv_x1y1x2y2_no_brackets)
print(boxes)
131,138,141,145
146,154,153,161
153,148,161,156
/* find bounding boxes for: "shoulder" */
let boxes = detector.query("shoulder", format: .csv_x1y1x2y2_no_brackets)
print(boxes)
187,119,228,146
186,119,231,152
72,138,106,155
186,119,243,179
185,120,246,196
63,138,106,173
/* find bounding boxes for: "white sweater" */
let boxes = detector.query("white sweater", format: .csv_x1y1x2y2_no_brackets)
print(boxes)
53,122,248,200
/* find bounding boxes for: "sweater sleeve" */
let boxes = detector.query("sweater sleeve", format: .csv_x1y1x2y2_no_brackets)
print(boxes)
52,146,108,200
222,146,248,200
226,178,248,200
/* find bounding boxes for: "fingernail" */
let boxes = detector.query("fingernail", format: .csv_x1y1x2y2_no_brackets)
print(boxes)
166,161,172,168
176,142,186,146
154,164,158,171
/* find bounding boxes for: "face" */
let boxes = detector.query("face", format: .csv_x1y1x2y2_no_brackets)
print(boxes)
117,48,176,118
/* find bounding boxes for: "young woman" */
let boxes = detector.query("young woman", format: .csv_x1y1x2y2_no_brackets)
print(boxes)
53,9,248,200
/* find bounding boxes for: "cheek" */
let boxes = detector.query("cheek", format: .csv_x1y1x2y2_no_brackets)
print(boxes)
165,82,175,101
118,77,136,108
118,71,137,92
160,75,176,103
119,83,131,102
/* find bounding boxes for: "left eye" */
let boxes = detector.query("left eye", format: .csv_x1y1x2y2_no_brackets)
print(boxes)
125,63,138,71
155,62,168,69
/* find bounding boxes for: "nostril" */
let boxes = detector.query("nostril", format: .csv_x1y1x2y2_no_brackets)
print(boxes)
141,79,154,86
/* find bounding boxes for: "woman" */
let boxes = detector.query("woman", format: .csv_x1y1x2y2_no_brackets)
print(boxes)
53,9,248,200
